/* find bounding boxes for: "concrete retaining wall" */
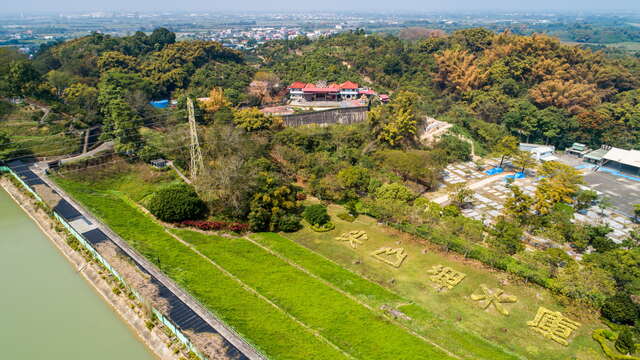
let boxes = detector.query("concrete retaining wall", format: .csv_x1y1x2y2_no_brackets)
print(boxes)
281,106,368,127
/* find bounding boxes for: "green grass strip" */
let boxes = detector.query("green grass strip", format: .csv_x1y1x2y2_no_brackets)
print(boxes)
172,228,455,360
54,177,349,360
249,232,520,360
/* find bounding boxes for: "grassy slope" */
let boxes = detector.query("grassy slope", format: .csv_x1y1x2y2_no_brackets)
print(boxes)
282,203,605,360
52,166,605,360
54,175,349,360
171,228,454,360
249,232,519,360
1,104,80,156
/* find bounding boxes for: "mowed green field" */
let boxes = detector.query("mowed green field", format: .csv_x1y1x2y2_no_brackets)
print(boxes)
55,174,458,360
282,203,606,360
53,167,605,360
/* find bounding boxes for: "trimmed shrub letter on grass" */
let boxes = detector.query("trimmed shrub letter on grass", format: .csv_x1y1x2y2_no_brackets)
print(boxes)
470,284,518,316
527,307,581,346
336,230,368,248
371,247,407,268
427,265,466,290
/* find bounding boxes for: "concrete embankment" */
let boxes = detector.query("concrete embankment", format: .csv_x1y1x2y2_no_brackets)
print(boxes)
3,160,263,360
0,176,180,360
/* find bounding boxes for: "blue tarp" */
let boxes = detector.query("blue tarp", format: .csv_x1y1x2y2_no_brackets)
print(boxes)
484,167,504,176
150,99,169,109
504,172,526,181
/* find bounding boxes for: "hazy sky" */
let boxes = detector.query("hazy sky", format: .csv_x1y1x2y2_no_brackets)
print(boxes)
4,0,640,13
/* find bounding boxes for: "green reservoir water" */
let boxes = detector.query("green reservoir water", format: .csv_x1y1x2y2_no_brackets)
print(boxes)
0,188,156,360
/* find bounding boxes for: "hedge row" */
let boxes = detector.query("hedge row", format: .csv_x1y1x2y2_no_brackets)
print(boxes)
392,223,554,290
592,329,640,360
178,220,249,233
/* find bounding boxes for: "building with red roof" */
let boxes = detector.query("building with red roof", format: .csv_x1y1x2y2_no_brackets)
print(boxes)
287,81,378,102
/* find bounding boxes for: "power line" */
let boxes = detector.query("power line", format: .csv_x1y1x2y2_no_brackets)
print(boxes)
187,98,204,181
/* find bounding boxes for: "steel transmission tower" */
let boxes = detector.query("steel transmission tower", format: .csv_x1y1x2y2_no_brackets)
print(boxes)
187,98,204,180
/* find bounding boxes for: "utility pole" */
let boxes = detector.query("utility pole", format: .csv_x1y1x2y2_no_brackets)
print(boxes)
187,98,204,181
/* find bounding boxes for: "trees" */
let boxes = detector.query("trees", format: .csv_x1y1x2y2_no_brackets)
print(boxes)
97,51,138,73
489,218,524,255
434,49,487,94
375,182,415,202
435,135,473,162
102,97,143,153
447,182,474,209
247,176,303,232
6,60,41,97
529,80,601,115
634,204,640,223
148,27,176,50
147,184,207,223
601,295,640,325
46,70,74,97
504,185,533,225
555,264,616,307
533,161,584,215
494,135,519,168
368,91,418,147
337,166,370,199
574,189,598,212
233,107,275,132
377,150,442,190
511,150,536,173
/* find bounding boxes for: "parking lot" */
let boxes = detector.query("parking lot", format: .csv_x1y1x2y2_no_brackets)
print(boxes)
583,171,640,216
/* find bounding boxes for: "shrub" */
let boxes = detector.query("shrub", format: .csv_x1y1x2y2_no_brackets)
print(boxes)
303,204,330,226
337,212,356,222
179,220,249,233
602,295,640,326
309,221,335,232
593,329,640,360
277,214,303,232
147,184,207,223
616,329,636,355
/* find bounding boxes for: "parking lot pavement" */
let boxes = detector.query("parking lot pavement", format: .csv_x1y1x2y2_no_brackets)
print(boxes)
583,171,640,216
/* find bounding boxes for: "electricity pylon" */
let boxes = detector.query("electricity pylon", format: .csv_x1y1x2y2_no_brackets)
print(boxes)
187,98,204,180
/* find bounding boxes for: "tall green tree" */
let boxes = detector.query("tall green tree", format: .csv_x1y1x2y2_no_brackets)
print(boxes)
494,135,519,168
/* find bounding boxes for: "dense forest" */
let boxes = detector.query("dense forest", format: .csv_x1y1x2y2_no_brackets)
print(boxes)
1,27,640,351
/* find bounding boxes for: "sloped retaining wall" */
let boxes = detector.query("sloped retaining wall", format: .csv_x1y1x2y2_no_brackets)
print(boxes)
0,166,206,360
281,106,368,127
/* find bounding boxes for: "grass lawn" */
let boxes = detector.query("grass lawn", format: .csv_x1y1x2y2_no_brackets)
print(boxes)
1,105,80,156
53,171,350,360
51,163,606,360
248,232,520,360
282,203,606,360
171,228,454,360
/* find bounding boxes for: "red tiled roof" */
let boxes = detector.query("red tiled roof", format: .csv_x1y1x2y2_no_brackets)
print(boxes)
288,81,307,89
302,87,340,93
339,81,359,89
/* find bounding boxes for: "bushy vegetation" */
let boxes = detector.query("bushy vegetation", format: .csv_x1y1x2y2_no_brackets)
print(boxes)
147,184,207,222
303,204,330,226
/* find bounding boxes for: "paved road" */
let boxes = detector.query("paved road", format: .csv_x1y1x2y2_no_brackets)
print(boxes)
7,160,265,360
